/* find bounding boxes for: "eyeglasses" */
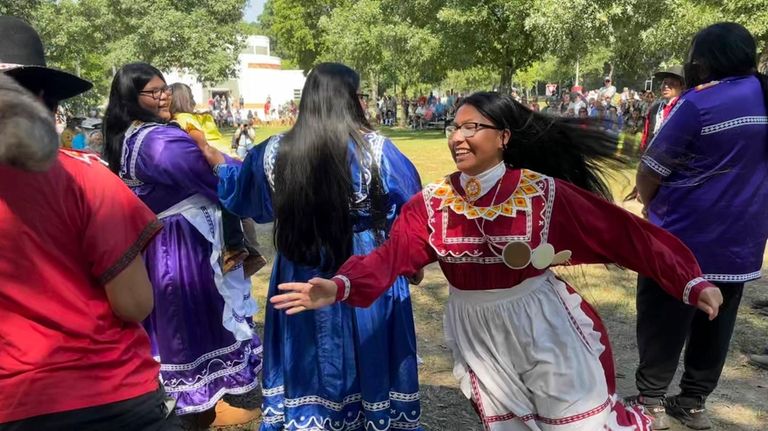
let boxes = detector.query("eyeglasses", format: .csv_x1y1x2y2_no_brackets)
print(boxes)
139,85,173,100
445,122,501,138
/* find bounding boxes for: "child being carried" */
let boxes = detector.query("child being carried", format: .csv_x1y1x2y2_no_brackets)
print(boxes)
169,83,266,276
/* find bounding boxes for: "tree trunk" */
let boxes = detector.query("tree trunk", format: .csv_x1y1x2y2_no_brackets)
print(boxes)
400,83,409,127
370,71,378,101
499,65,514,95
607,62,614,80
575,59,580,87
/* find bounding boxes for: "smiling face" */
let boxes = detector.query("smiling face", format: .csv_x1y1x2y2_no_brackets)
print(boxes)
447,104,509,176
138,75,171,121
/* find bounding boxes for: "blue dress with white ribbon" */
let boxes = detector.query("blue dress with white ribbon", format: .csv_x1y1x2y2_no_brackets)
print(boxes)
217,132,423,431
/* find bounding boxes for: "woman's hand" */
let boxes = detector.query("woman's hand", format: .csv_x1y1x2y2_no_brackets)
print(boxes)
408,268,425,286
271,277,339,315
696,286,724,320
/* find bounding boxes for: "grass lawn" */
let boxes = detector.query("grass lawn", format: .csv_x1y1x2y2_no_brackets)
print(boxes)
218,125,766,431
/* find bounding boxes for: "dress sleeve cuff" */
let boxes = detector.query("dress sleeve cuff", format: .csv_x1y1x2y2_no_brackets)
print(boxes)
333,275,351,302
683,277,712,305
640,155,672,177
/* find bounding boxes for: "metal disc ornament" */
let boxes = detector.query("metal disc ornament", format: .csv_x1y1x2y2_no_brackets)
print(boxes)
530,243,555,269
551,250,572,265
502,241,532,269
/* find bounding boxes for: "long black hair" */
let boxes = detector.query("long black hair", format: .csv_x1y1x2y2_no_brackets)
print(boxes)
684,22,768,109
103,62,166,173
458,92,622,199
273,62,387,271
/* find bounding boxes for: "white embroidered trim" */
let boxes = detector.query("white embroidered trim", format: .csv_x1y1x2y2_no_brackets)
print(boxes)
334,275,351,301
263,134,283,191
352,132,387,203
440,255,503,264
262,411,419,431
174,378,261,415
702,271,762,283
641,155,672,177
683,277,706,304
389,392,420,402
362,399,390,411
424,172,549,263
164,349,261,392
262,386,420,404
263,385,284,396
164,358,245,391
701,116,768,135
160,340,246,371
284,393,362,411
119,122,162,186
540,176,556,242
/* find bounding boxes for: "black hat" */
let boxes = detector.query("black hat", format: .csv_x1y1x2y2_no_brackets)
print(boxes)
0,16,92,101
653,65,685,83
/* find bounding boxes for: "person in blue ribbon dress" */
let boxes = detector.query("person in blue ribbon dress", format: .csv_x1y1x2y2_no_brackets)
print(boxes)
211,63,423,431
103,63,262,429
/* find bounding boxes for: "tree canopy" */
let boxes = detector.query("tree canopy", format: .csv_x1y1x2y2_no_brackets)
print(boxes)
2,0,247,111
4,0,768,109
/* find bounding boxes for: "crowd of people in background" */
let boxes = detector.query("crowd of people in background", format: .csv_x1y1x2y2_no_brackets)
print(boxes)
206,94,299,129
362,90,465,129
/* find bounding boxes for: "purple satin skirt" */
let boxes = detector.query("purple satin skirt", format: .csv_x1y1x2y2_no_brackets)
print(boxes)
142,215,262,415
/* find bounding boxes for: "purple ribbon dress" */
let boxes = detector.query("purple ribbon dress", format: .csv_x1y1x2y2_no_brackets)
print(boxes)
119,122,262,415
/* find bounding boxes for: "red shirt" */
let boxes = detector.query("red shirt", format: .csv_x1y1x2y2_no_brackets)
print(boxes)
333,169,713,307
0,150,162,423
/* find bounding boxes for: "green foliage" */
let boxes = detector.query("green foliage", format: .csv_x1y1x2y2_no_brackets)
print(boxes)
0,0,43,22
318,0,443,96
260,0,343,72
442,66,499,94
438,0,538,91
5,0,246,113
11,0,768,113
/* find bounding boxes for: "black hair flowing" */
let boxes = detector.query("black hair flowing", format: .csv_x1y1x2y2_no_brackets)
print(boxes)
103,62,166,173
458,92,622,200
273,62,387,272
684,22,768,111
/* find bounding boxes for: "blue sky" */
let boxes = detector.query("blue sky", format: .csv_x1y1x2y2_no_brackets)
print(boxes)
243,0,267,23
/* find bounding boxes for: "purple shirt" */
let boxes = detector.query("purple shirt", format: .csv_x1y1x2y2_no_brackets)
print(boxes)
642,75,768,283
119,123,219,213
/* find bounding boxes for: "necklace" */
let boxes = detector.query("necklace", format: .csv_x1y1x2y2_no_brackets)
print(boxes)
471,177,506,257
465,177,482,202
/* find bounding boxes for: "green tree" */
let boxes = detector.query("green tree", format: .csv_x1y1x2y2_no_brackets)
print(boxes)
260,0,343,71
437,0,539,93
442,66,498,94
10,0,248,112
318,0,443,98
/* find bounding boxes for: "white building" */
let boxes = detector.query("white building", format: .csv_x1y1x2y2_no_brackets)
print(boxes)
165,36,306,122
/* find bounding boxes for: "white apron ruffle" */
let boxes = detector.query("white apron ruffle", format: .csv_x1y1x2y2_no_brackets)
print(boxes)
443,271,649,431
158,193,258,341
